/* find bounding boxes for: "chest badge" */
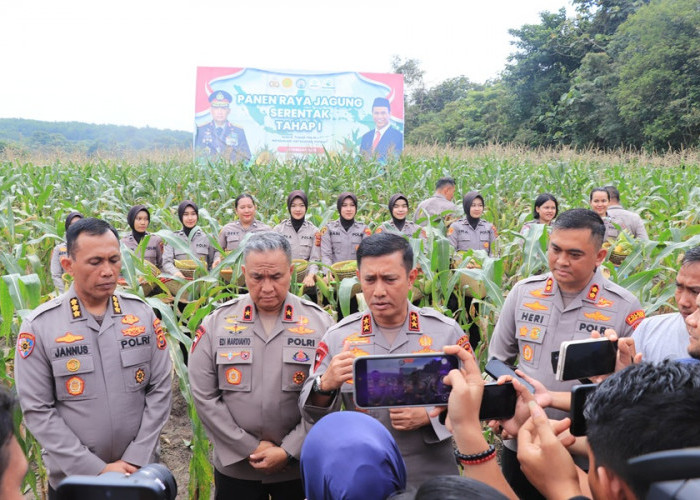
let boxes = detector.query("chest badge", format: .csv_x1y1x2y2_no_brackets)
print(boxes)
122,315,140,325
288,316,315,335
413,335,437,353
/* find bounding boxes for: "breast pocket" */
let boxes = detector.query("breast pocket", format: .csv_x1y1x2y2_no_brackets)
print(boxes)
217,348,253,392
282,345,314,392
120,347,151,392
225,234,242,251
52,355,98,401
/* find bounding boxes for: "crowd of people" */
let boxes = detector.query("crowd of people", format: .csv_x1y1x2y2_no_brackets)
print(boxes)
5,175,698,500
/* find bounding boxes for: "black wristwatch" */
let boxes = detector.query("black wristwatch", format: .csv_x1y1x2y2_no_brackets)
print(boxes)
312,376,337,396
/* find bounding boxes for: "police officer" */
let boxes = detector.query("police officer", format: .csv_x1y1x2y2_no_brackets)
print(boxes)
605,185,649,240
272,190,320,288
50,211,83,293
14,218,172,497
447,191,497,256
162,200,216,277
319,192,371,273
120,205,163,269
195,90,251,163
413,177,459,227
300,233,466,488
189,232,333,500
375,193,425,240
488,209,645,498
214,194,271,267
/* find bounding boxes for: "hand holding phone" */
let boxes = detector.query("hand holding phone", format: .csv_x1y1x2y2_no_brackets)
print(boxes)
485,358,535,393
556,338,617,381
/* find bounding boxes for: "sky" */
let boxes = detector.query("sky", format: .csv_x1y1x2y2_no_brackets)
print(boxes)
0,0,573,132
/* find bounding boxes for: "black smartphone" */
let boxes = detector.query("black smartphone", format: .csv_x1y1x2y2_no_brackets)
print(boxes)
479,382,517,420
484,358,535,393
555,338,617,381
570,383,597,436
353,353,459,409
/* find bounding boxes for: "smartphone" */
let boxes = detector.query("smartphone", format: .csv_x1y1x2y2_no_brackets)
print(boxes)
570,383,597,436
353,353,459,409
484,358,535,393
479,382,517,420
555,338,617,381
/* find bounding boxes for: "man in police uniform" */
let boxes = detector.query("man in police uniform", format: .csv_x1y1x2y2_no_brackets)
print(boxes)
50,211,83,293
413,177,459,227
488,208,644,498
189,232,333,500
195,90,251,162
14,218,172,497
300,233,465,488
604,185,649,240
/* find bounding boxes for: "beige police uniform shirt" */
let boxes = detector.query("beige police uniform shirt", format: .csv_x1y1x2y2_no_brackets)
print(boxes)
319,220,371,272
375,220,426,240
413,194,458,226
447,219,497,255
189,293,333,482
14,286,172,488
273,219,321,275
50,241,69,292
607,205,649,240
299,302,466,488
216,220,271,259
120,233,164,270
162,227,216,275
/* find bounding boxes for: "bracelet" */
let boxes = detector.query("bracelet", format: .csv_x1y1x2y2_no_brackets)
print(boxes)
454,444,497,466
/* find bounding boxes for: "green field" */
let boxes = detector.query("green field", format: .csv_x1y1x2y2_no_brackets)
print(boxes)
2,145,699,498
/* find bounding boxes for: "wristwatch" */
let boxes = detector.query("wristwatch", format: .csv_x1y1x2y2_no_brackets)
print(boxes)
312,376,337,396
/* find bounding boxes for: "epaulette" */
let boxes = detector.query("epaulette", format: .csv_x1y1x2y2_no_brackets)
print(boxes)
332,310,364,329
417,307,459,326
115,289,147,303
216,296,245,310
25,296,62,321
298,297,327,314
601,277,639,301
516,273,551,286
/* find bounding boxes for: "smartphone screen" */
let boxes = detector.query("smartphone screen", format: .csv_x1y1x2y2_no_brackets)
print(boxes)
570,383,597,436
484,358,535,393
479,382,517,420
557,338,617,381
353,353,459,409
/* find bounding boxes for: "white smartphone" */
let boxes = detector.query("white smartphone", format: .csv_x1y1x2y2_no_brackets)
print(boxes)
555,337,617,381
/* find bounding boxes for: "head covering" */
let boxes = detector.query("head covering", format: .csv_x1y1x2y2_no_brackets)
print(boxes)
64,211,83,233
462,191,484,230
412,475,510,500
287,190,308,232
127,205,150,243
389,193,408,231
372,97,391,112
209,90,232,108
301,412,407,500
337,192,358,231
177,200,198,236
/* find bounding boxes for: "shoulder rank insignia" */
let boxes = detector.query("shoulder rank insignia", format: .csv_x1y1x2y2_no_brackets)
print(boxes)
409,311,420,332
584,311,611,321
56,332,84,344
122,314,140,325
363,227,372,237
586,284,600,301
361,314,372,335
284,304,294,322
191,325,206,353
523,301,548,311
625,310,645,329
17,333,35,359
288,316,315,334
154,319,167,350
111,295,122,314
243,305,254,322
456,335,472,353
544,278,554,293
69,297,83,319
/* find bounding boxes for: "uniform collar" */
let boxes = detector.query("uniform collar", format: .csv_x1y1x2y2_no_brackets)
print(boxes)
65,285,123,330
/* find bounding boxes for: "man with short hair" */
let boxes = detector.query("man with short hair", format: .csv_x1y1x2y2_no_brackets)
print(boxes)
489,208,644,498
189,232,333,500
360,97,404,161
413,177,459,226
632,246,700,362
195,90,251,162
0,386,27,500
14,218,172,498
518,360,700,499
604,185,648,240
300,233,466,487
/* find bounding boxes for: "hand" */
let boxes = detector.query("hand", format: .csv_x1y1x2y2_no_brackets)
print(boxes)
589,329,641,383
302,273,316,288
517,401,580,500
212,258,221,269
249,445,288,474
174,271,185,279
101,460,137,475
389,407,430,431
490,370,551,438
319,342,355,391
250,440,275,456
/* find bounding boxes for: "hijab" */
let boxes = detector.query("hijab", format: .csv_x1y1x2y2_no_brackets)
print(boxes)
177,200,198,237
388,193,408,232
462,191,484,230
64,211,83,233
287,190,308,233
337,192,358,232
301,412,407,500
127,204,149,243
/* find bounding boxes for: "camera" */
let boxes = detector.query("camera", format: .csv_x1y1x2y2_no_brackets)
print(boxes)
56,463,177,500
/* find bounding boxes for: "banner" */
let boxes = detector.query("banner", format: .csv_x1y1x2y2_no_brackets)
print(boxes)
194,67,404,163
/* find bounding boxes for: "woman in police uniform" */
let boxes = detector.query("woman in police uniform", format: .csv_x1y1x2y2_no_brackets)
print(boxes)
273,190,319,288
520,193,558,235
376,194,424,240
120,205,163,269
319,192,371,272
162,200,216,278
215,194,271,266
448,192,497,256
589,187,617,241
